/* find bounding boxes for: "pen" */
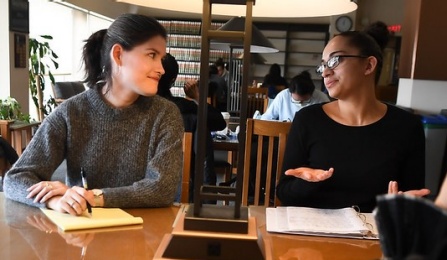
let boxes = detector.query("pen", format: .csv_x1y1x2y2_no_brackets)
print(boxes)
81,167,92,217
81,246,87,260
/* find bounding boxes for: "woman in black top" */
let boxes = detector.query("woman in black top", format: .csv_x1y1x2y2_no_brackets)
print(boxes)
276,22,428,212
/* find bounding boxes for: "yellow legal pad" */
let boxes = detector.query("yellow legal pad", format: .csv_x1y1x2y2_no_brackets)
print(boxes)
41,208,143,231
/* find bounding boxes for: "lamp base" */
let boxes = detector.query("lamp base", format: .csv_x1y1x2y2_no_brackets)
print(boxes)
184,204,249,234
154,207,269,260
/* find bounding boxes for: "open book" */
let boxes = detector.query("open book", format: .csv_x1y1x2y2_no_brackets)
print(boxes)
266,206,378,240
41,208,143,232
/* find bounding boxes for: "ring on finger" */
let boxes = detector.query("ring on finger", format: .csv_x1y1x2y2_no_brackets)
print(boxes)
45,182,52,189
71,201,76,207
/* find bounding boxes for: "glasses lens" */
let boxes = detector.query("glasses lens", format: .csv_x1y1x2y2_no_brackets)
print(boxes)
316,65,324,75
327,56,339,69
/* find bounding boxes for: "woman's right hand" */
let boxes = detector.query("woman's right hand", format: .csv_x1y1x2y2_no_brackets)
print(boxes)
46,186,95,216
285,167,334,182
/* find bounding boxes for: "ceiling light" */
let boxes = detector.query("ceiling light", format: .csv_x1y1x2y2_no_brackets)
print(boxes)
116,0,357,18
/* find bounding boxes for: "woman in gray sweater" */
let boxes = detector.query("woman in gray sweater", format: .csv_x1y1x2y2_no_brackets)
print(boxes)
4,14,183,215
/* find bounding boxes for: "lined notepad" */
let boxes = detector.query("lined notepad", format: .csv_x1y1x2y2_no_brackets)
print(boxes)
41,208,143,231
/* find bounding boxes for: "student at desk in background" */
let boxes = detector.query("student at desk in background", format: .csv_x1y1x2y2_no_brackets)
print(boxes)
261,63,288,100
3,14,184,215
157,53,226,202
276,21,426,212
260,71,329,121
208,64,228,112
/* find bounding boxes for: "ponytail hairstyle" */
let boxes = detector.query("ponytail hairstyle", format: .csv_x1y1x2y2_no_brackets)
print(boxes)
335,21,390,84
82,13,167,90
289,70,315,96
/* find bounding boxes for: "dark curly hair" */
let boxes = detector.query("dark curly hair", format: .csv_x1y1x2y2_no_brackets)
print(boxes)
336,21,390,84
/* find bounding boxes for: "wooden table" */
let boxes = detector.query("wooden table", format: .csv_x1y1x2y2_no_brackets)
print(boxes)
0,120,41,155
0,194,383,259
213,137,238,152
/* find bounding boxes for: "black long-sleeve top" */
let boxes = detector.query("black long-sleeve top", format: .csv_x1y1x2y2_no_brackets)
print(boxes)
276,103,426,212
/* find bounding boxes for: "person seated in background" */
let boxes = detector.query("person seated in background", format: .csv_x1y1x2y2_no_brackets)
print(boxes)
261,63,288,100
3,14,183,215
214,58,229,85
208,64,228,112
261,70,330,122
276,21,426,213
0,136,19,190
157,53,226,202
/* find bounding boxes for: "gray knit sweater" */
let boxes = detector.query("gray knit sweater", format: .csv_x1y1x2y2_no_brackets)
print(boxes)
4,88,184,208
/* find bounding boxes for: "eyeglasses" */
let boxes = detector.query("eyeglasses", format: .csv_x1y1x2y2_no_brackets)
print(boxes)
316,55,368,76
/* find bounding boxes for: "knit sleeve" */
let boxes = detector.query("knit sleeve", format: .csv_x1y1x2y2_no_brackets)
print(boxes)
3,108,68,207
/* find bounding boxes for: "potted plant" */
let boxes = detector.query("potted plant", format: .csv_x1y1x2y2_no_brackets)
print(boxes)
0,97,30,122
29,35,59,121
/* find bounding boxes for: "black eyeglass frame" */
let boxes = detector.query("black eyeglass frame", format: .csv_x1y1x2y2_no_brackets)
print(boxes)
316,55,368,75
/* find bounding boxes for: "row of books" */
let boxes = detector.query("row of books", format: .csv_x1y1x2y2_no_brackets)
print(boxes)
168,48,235,62
159,20,223,34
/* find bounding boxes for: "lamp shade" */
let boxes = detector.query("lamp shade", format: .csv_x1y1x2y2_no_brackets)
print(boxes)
237,52,266,64
117,0,358,18
210,17,278,53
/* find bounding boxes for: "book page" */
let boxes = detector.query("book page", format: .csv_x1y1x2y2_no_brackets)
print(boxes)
266,207,290,231
286,207,368,234
41,208,143,231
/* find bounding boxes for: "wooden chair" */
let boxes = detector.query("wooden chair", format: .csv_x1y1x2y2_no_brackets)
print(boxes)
247,87,269,118
0,136,18,187
242,119,291,206
52,81,86,104
247,87,268,98
181,132,193,203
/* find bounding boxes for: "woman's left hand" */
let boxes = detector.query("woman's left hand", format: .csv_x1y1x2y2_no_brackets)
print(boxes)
27,181,69,204
388,181,431,197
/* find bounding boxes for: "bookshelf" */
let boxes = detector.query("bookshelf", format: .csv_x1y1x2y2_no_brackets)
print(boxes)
253,23,329,92
159,20,235,97
158,19,330,97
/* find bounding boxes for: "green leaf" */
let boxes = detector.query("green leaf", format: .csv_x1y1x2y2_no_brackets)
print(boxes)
28,35,59,120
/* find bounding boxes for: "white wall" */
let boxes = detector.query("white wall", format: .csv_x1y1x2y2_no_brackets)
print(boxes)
397,79,447,115
0,0,10,98
27,0,112,118
0,0,30,113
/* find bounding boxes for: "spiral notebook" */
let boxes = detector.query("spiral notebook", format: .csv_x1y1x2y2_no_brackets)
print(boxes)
266,206,378,240
41,208,143,232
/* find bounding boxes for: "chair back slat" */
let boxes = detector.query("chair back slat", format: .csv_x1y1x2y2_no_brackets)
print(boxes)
242,119,291,206
181,132,193,204
246,87,269,117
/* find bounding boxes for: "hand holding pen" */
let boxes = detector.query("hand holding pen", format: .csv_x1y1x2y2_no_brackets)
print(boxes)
81,167,93,217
